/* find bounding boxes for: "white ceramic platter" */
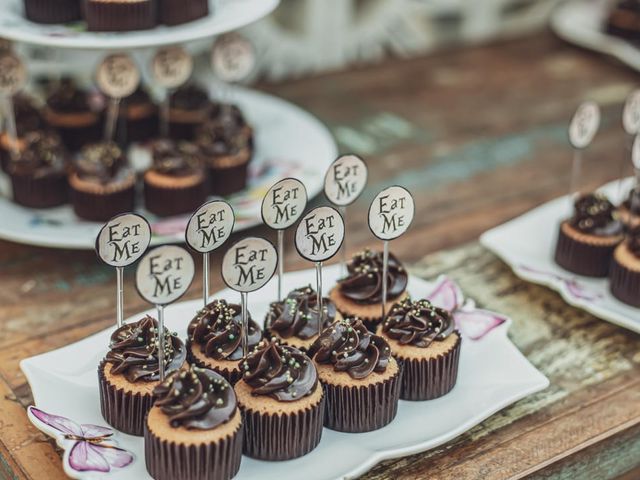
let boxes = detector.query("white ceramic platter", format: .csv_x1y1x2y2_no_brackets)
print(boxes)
480,178,640,334
0,86,337,249
21,264,549,480
0,0,279,50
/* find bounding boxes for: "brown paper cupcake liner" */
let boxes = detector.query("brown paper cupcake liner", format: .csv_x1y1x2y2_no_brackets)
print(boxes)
24,0,82,24
85,1,157,32
159,0,210,26
398,333,462,401
144,421,242,480
240,395,325,460
610,257,640,307
98,361,154,436
322,367,402,433
144,177,207,217
116,114,159,146
70,182,135,222
186,342,242,385
554,223,618,277
11,173,68,209
206,154,251,197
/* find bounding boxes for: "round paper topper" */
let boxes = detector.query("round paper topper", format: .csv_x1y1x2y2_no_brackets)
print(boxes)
96,53,140,99
152,47,193,90
96,213,151,267
632,135,640,171
136,245,195,306
368,186,415,241
324,155,368,207
295,206,345,263
623,90,640,136
211,33,256,83
185,200,235,254
222,237,278,293
568,101,600,149
0,51,27,96
261,178,308,230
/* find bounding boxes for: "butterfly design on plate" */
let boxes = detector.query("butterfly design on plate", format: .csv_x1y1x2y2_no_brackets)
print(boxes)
27,406,134,479
425,276,508,340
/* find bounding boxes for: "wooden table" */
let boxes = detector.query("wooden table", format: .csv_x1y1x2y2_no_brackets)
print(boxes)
1,31,639,479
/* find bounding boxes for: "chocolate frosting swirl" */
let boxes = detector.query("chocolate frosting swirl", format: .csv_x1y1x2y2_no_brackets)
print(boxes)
627,226,640,258
265,286,337,340
188,300,262,361
9,131,67,175
170,84,210,111
196,119,251,157
106,316,186,383
241,341,318,402
151,139,202,176
338,249,408,304
569,193,623,236
209,103,248,130
153,366,237,430
75,141,130,184
382,297,455,347
13,94,43,135
309,318,391,380
46,78,91,113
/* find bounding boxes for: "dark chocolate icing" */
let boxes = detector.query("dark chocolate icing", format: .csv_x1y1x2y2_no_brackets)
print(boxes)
13,94,44,135
569,193,623,236
105,316,186,383
241,341,318,402
153,366,237,430
75,141,130,184
151,139,202,176
265,286,337,340
623,188,640,216
382,297,455,348
338,249,408,304
170,84,210,111
8,131,67,175
627,226,640,258
309,318,391,380
196,120,250,157
188,300,262,361
209,103,248,130
46,78,91,113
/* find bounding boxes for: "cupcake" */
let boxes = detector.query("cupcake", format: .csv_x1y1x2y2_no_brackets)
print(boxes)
7,131,69,209
309,318,401,433
235,340,324,460
610,226,640,307
143,140,207,217
378,298,461,401
329,249,409,331
23,0,82,24
264,285,342,352
554,193,624,277
618,187,640,228
116,88,159,146
0,94,45,172
187,299,262,384
606,0,640,41
167,85,211,141
144,366,242,480
43,78,103,152
85,0,157,32
99,315,187,436
69,142,136,222
159,0,209,26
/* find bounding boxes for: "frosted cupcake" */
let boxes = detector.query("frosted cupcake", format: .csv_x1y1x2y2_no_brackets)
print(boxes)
610,226,640,307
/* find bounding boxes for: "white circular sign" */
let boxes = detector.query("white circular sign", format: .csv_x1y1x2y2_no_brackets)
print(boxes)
136,246,195,306
324,155,368,207
0,51,26,96
211,33,256,83
632,135,640,171
185,200,235,254
295,206,345,263
623,90,640,135
151,47,193,90
96,213,151,267
368,186,415,241
261,178,308,230
221,237,278,293
568,101,600,149
96,54,141,99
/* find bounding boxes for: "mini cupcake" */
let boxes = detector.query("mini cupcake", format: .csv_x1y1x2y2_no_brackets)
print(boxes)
554,193,624,277
235,340,324,460
69,141,136,222
85,0,157,31
99,316,187,436
145,366,242,480
309,318,401,432
187,300,262,384
23,0,82,24
1,94,45,172
116,88,159,146
144,140,207,217
264,285,342,352
618,187,640,229
329,249,409,331
159,0,209,26
168,85,211,141
7,131,69,209
610,226,640,307
378,298,461,401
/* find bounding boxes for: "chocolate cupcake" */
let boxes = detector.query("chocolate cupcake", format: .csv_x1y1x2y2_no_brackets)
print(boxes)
618,187,640,228
378,298,461,401
329,249,409,331
145,366,242,480
1,94,45,172
265,285,342,352
69,142,136,222
99,316,187,436
116,88,159,146
85,0,157,32
187,300,262,384
23,0,82,24
235,340,324,460
7,131,69,209
309,318,401,433
168,85,211,141
554,193,624,277
610,226,640,306
144,140,207,217
606,0,640,41
159,0,209,26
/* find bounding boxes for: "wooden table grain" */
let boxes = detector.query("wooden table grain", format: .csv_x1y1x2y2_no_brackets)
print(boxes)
1,31,640,480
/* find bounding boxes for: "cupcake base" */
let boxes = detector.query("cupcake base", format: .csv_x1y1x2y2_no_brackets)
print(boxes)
69,173,135,222
610,242,640,307
159,0,209,26
43,109,103,152
10,172,68,209
187,342,243,385
143,170,207,217
206,151,251,197
24,0,82,24
329,287,409,332
85,0,157,32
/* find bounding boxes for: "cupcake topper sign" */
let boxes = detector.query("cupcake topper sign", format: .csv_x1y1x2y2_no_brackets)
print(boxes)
185,200,235,308
623,90,640,136
295,206,345,336
0,50,27,160
211,33,256,84
222,237,278,356
632,135,640,186
261,178,308,301
152,46,193,137
567,101,600,202
96,213,151,329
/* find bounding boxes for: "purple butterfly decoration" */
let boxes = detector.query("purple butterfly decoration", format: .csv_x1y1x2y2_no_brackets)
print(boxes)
27,406,134,478
425,276,508,340
517,265,602,302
